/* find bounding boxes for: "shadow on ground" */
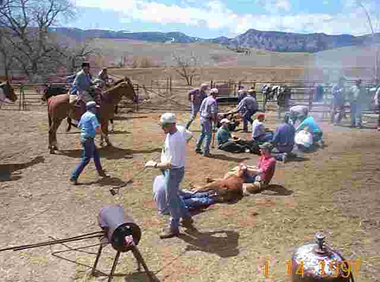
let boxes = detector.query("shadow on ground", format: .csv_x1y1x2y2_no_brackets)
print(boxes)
179,228,240,258
0,156,45,182
259,184,294,196
206,153,250,163
58,146,161,160
50,241,160,282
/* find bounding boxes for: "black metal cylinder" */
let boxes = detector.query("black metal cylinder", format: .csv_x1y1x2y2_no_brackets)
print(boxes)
98,205,141,252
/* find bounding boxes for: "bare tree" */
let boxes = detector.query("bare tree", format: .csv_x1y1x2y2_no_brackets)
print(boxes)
171,53,199,86
0,36,17,80
63,39,101,74
0,0,75,82
357,0,380,81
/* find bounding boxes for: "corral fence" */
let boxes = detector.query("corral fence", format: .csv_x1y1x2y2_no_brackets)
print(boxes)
3,83,141,112
3,79,379,120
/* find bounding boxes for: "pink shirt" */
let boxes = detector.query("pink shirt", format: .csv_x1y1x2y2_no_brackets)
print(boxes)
257,155,276,185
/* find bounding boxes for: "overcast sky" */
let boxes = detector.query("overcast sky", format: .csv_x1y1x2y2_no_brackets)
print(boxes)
65,0,380,38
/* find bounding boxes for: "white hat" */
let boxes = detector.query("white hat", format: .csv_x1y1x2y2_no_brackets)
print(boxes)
160,113,176,124
220,118,230,124
86,101,99,109
210,88,218,94
200,83,209,90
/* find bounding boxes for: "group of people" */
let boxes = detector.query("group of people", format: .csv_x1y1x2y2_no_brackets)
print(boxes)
185,83,260,157
144,112,278,239
331,77,380,131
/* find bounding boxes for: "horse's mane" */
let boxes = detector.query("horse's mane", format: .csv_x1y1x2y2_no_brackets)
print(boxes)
103,77,136,100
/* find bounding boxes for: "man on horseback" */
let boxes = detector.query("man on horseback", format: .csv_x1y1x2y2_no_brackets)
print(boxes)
97,68,114,87
71,62,97,104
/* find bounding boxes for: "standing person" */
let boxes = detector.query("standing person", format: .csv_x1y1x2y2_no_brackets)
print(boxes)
229,89,258,132
145,113,194,239
373,81,380,131
185,83,209,129
72,62,94,104
70,102,110,185
330,77,347,125
271,113,295,163
195,88,219,157
348,79,365,128
237,89,247,103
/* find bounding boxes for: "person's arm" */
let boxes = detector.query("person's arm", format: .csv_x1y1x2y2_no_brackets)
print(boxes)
272,127,280,145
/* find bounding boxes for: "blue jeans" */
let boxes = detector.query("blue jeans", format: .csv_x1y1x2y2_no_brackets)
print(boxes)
162,168,191,230
350,101,362,127
186,103,201,129
196,118,212,154
71,138,103,180
254,132,274,143
181,191,216,209
242,110,255,131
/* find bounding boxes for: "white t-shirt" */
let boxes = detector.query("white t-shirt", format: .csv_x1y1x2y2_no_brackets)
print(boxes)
176,125,193,143
295,130,313,148
251,119,265,138
161,129,187,168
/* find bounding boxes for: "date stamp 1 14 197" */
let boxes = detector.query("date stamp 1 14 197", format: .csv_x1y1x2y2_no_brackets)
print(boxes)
262,259,361,278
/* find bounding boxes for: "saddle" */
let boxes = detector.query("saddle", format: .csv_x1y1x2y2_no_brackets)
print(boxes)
68,89,102,121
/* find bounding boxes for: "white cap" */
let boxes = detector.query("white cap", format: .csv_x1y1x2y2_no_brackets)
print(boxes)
220,118,230,124
210,88,218,94
86,101,99,109
200,83,209,90
160,113,176,124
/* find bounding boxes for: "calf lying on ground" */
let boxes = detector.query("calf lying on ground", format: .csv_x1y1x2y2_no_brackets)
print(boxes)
191,143,277,202
190,164,265,202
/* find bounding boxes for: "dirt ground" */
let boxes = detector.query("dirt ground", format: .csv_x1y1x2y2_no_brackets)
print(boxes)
0,108,379,282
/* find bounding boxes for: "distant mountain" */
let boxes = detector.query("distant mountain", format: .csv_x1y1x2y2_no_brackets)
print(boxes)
51,27,380,53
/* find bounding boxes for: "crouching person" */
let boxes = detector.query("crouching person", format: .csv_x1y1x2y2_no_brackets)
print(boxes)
217,118,261,154
270,113,295,163
296,115,323,147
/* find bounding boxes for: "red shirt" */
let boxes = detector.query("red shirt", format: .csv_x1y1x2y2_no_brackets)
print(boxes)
257,155,276,185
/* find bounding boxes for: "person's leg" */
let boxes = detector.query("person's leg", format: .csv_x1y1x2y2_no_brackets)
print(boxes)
71,140,93,181
264,132,274,142
91,142,105,174
330,102,337,124
355,103,362,128
203,120,212,155
153,175,169,216
219,141,246,153
196,120,206,152
270,147,284,161
186,103,199,129
350,102,357,127
163,169,191,238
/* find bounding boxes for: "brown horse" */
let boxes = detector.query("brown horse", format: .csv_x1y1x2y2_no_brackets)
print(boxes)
0,81,18,106
46,77,136,154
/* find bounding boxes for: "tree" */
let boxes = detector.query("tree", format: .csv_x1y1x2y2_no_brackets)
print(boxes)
62,38,101,74
0,36,17,80
357,0,380,81
171,53,199,86
0,0,75,81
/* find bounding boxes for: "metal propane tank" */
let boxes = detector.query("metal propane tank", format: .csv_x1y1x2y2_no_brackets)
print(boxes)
291,232,355,282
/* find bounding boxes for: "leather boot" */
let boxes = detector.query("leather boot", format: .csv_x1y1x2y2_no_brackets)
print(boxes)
159,228,180,239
